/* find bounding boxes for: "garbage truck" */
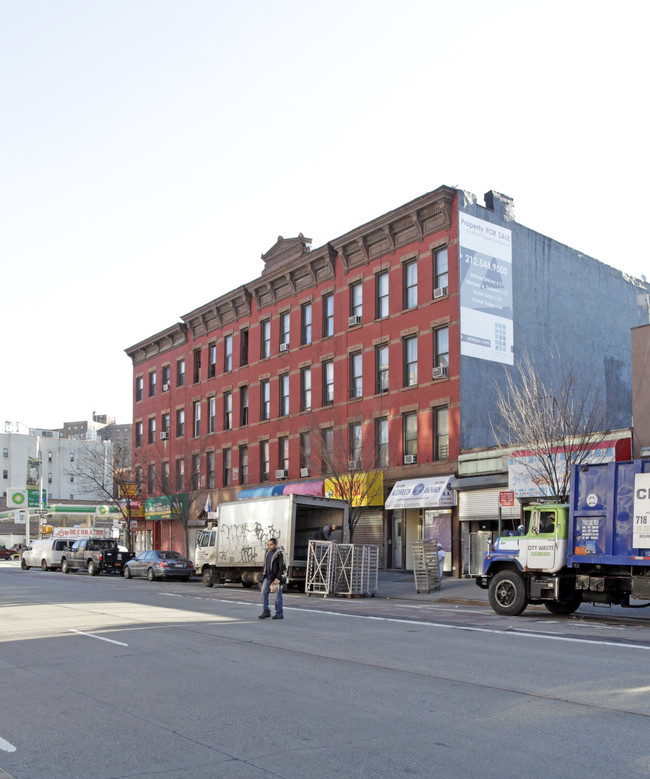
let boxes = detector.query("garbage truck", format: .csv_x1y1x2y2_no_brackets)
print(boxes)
195,493,349,588
477,459,650,615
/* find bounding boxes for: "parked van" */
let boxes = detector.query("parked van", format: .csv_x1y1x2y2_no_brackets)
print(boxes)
21,539,74,571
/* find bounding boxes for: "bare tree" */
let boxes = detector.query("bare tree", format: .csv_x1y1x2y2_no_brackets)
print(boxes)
490,349,616,500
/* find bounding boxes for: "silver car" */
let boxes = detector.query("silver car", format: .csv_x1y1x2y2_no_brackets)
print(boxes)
124,550,194,581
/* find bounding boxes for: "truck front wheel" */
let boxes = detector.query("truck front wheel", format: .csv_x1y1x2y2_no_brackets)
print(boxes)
488,570,528,616
202,568,214,588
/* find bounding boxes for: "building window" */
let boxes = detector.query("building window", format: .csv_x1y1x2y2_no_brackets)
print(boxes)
70,452,75,462
404,259,417,309
261,320,271,359
434,326,449,374
47,472,53,484
435,406,449,460
434,246,448,293
403,412,418,459
322,360,334,405
224,391,232,430
136,376,143,402
321,428,333,473
148,417,156,445
239,445,248,485
208,397,216,434
349,351,362,398
208,343,216,379
279,374,290,417
376,271,389,319
280,311,290,348
300,433,311,472
224,335,233,373
175,458,184,491
149,371,157,397
301,302,312,345
376,345,389,394
162,460,170,493
349,422,362,465
350,281,363,319
207,452,215,489
240,386,249,426
176,408,185,438
147,464,155,495
376,418,388,467
135,421,143,448
135,466,143,496
323,293,334,337
223,448,231,487
190,454,199,491
300,367,311,411
260,441,270,482
177,358,185,387
193,401,201,437
403,335,418,387
162,365,170,388
162,413,170,437
240,328,249,366
3,448,8,457
193,349,201,384
279,436,289,473
3,470,7,480
260,379,270,421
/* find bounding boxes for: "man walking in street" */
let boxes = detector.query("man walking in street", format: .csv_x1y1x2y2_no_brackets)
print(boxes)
259,537,286,620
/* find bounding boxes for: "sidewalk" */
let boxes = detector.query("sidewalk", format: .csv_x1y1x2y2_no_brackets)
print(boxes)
375,571,488,605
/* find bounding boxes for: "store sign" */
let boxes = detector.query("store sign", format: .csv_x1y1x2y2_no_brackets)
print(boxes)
324,471,384,507
385,476,456,510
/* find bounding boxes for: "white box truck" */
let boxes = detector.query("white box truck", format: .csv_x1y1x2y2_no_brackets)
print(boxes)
195,494,349,588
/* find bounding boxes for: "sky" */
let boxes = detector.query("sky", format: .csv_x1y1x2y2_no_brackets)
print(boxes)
2,0,648,431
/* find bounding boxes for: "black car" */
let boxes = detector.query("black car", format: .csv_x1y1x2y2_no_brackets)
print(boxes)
124,550,194,581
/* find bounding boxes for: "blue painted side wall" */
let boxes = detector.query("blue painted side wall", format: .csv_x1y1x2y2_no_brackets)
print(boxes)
458,190,649,451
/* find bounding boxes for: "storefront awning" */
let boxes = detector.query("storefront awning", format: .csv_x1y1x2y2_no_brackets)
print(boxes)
385,476,456,510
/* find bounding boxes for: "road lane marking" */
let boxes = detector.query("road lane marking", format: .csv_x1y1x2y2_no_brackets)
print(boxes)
69,629,128,646
0,736,16,752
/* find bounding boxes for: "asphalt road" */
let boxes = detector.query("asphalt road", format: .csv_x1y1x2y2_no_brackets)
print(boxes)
2,563,650,778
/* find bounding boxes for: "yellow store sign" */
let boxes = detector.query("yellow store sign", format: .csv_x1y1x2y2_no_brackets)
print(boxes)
324,471,384,507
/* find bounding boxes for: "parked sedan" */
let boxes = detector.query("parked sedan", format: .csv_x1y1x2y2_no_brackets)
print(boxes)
124,550,194,581
0,546,14,560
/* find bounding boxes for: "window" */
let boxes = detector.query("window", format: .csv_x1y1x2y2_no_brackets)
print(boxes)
239,445,248,485
223,391,232,430
70,452,75,462
301,303,312,345
162,461,170,493
260,441,270,482
135,466,143,496
176,408,185,437
193,349,201,384
279,374,290,417
322,360,334,405
323,293,334,337
260,379,270,421
279,436,289,472
376,418,389,467
435,406,449,460
403,335,418,387
162,413,170,437
261,320,271,359
148,417,156,445
240,328,249,366
162,365,170,388
376,345,389,393
349,351,362,398
207,452,215,489
147,464,155,495
349,422,362,465
280,312,290,348
434,326,449,372
404,259,417,309
434,246,448,292
177,358,185,387
193,401,201,437
376,271,389,319
47,451,52,462
208,343,216,379
403,412,418,459
224,335,233,372
300,367,311,411
2,470,7,480
135,421,143,448
3,448,8,457
48,472,53,484
136,376,144,402
208,397,216,434
175,457,185,491
321,428,333,472
350,281,363,318
300,433,311,472
240,386,249,426
149,371,157,397
223,448,231,486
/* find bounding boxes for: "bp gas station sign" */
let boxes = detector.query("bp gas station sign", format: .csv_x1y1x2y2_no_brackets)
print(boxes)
7,488,48,508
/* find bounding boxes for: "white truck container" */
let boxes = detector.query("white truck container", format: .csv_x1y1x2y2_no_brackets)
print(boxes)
195,494,349,588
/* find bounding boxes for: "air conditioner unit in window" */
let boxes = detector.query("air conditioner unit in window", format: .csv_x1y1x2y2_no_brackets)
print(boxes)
348,315,362,327
433,286,448,299
160,432,169,440
279,343,289,352
300,467,310,478
348,460,361,471
162,383,170,392
275,469,288,480
432,365,448,379
404,454,417,464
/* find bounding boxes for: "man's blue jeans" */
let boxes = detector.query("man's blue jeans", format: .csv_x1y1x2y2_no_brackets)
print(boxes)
261,577,283,616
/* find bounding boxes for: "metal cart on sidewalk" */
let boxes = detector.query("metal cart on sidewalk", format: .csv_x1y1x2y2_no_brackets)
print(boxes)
411,539,441,593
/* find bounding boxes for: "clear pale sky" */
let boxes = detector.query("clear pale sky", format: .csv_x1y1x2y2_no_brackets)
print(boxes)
2,0,648,430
